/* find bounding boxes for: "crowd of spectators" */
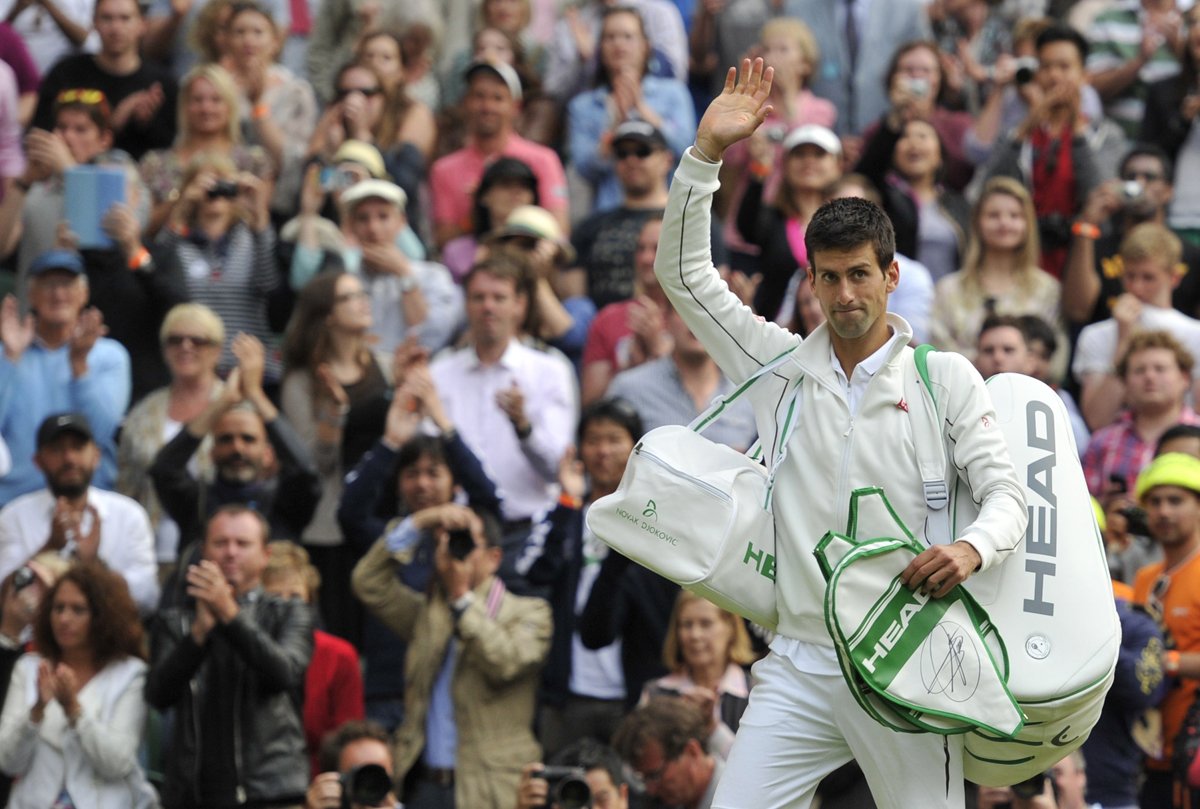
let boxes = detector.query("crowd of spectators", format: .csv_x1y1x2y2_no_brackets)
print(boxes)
0,0,1199,806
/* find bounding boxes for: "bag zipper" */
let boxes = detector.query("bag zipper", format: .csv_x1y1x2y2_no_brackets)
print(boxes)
635,445,733,503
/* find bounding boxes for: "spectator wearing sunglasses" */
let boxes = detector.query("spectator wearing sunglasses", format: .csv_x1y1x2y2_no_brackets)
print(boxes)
564,121,678,311
117,303,226,575
32,0,178,160
1131,451,1200,807
307,61,427,230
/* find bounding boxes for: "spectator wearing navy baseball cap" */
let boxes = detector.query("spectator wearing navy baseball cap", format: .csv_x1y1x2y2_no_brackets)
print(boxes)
0,249,130,508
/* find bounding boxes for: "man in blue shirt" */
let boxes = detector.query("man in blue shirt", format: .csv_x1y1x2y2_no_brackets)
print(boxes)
0,248,130,506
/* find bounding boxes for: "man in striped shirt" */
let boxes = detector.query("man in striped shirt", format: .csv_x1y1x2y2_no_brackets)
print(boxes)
1087,0,1184,139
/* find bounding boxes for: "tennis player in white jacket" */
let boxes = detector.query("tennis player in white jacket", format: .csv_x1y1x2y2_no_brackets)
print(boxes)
656,59,1029,808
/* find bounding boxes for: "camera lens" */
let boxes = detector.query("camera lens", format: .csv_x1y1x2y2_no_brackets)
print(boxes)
341,763,392,807
447,529,476,560
555,777,592,809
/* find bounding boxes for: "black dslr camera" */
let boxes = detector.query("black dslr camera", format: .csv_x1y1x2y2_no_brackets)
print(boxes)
535,766,592,809
339,763,392,808
207,179,240,199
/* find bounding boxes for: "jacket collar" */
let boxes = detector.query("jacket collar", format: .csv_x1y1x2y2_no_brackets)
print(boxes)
790,313,914,384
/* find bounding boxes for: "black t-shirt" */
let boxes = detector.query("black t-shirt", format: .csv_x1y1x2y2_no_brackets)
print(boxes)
1087,227,1200,323
33,54,178,159
572,206,728,309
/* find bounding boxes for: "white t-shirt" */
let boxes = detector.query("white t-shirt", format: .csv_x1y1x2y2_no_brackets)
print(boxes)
1072,305,1200,382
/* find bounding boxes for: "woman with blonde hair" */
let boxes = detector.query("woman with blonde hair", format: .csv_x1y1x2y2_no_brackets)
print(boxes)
155,151,281,382
931,176,1066,373
139,63,273,236
640,591,757,760
118,304,227,572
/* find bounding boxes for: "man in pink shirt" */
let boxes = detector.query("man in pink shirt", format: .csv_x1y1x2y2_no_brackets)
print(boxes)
430,60,569,248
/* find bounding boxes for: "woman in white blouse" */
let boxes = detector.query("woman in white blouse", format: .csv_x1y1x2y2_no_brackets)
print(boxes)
0,561,156,808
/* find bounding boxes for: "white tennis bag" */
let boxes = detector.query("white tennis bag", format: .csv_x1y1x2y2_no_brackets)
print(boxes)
586,347,802,630
911,362,1120,786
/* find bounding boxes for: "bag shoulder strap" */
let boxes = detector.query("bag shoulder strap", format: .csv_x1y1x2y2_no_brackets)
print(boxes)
905,345,949,515
689,344,799,434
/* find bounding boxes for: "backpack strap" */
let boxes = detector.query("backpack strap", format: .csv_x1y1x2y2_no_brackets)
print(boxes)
906,345,950,543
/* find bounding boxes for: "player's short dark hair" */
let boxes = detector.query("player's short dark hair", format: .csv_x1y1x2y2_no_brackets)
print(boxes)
805,197,896,274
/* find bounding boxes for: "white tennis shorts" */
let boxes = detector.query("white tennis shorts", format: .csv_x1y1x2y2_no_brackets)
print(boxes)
712,651,966,809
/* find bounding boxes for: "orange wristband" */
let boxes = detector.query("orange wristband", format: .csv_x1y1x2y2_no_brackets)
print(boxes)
1071,221,1101,240
252,103,270,120
1166,650,1182,675
558,493,583,510
128,246,151,270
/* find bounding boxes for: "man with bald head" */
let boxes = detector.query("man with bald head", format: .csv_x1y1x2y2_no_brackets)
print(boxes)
150,333,321,558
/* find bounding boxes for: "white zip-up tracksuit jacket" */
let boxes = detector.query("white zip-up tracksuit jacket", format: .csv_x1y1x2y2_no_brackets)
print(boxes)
658,150,1028,648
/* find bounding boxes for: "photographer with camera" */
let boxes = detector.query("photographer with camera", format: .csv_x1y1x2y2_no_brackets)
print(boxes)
1062,145,1200,331
976,24,1129,279
351,502,551,808
515,739,629,809
156,147,284,386
305,720,400,809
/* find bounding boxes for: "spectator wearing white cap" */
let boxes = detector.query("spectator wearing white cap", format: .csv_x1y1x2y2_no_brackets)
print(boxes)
284,140,428,290
333,179,461,355
430,60,569,250
734,124,843,323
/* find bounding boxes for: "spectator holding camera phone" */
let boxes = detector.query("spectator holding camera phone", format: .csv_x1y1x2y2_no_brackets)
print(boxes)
155,150,283,384
857,40,976,193
977,24,1128,279
305,720,400,809
351,495,551,808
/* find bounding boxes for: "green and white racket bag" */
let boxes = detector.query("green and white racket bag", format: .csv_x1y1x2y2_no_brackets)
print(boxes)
815,488,1025,739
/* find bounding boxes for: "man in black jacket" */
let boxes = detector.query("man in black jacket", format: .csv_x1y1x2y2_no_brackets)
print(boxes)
150,333,321,558
146,504,313,809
